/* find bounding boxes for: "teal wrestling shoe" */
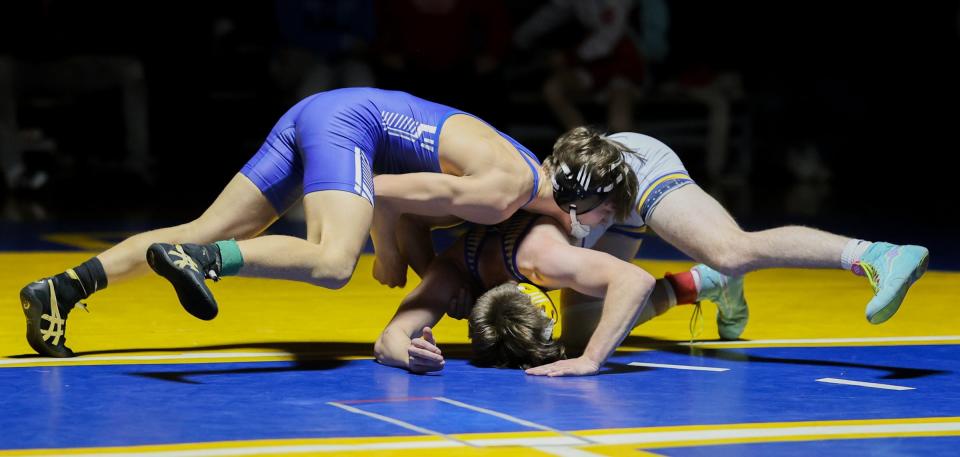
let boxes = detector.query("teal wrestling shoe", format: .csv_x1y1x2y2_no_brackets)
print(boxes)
857,242,929,324
694,264,748,340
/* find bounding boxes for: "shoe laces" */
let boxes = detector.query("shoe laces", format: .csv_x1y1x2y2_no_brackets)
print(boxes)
169,244,221,282
859,261,880,294
689,301,704,343
170,245,201,273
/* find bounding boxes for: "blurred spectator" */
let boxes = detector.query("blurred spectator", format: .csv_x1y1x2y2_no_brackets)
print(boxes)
659,66,745,183
269,0,376,105
514,0,669,132
0,1,150,191
375,0,510,122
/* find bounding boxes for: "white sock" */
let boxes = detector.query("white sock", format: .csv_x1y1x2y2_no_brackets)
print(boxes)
691,268,702,297
840,239,873,272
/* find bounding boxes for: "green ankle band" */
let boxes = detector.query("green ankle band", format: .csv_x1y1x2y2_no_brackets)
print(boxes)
215,239,244,276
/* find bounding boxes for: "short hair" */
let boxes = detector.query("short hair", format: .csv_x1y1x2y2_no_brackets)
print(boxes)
542,126,640,222
468,282,566,369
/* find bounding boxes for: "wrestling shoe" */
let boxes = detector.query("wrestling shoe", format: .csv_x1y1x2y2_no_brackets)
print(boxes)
693,264,748,340
147,243,221,320
20,271,89,358
857,242,929,324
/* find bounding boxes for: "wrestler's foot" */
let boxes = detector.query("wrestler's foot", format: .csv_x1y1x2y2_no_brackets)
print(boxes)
21,270,89,357
858,242,929,324
147,243,221,320
694,264,748,340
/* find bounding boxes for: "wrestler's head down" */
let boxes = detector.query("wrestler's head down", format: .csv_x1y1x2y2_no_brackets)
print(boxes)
468,282,565,369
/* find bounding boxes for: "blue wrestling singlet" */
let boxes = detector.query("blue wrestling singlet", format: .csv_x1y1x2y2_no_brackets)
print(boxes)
240,88,541,212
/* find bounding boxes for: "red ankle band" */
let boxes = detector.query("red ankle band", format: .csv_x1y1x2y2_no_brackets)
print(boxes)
665,271,698,304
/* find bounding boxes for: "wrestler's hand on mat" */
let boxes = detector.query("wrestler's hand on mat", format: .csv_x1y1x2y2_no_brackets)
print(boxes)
373,251,408,288
408,327,444,373
446,286,474,320
525,356,601,377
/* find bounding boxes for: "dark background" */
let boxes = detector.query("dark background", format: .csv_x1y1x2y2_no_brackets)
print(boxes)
1,1,957,237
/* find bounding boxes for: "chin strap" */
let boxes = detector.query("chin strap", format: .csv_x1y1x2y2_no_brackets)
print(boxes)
568,207,591,239
517,283,560,341
541,319,556,342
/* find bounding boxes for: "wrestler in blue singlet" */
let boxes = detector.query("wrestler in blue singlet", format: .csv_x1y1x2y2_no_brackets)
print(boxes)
241,88,541,213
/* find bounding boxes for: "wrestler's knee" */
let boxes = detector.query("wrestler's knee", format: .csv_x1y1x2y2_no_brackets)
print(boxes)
308,249,358,289
699,230,754,277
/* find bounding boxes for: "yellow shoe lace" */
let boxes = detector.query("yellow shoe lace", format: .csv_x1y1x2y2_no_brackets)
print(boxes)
689,301,704,343
860,262,880,294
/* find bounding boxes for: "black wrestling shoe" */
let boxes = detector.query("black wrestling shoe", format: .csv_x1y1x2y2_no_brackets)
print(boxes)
147,243,221,320
20,276,87,358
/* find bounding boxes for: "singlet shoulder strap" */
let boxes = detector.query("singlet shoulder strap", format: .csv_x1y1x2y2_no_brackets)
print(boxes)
463,225,489,286
499,213,542,284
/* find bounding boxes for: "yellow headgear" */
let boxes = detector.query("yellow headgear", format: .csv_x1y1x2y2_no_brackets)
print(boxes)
516,282,561,340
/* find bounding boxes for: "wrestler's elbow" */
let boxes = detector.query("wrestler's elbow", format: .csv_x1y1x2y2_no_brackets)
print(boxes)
374,327,400,364
373,334,388,363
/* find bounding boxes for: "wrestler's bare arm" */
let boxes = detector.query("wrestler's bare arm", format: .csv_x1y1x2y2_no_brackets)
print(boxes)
394,214,465,279
516,222,655,376
374,257,467,372
371,170,522,288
